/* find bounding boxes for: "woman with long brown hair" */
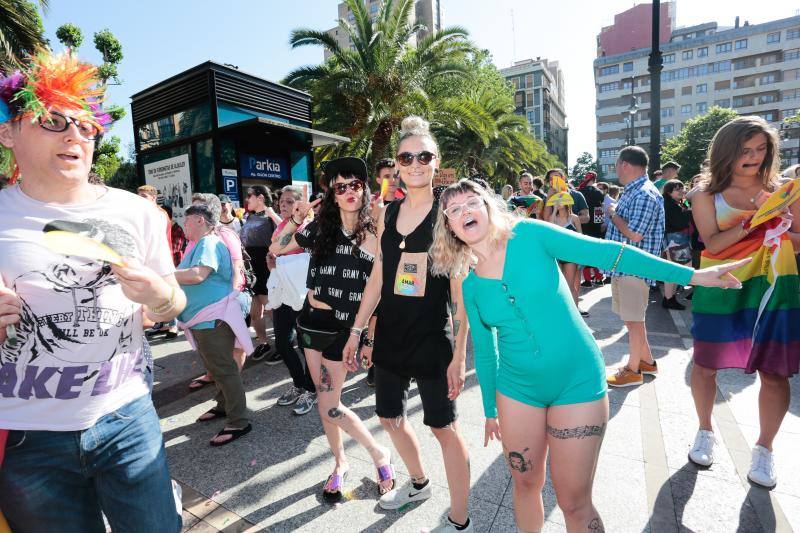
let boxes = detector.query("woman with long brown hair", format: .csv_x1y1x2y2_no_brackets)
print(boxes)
688,116,800,488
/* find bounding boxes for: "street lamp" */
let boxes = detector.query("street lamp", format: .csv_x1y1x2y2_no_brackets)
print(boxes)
627,92,639,147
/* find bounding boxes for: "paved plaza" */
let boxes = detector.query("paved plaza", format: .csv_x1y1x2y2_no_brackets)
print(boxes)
150,285,800,532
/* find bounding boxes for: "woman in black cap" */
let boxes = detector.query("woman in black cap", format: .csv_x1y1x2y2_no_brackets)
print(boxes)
269,157,395,503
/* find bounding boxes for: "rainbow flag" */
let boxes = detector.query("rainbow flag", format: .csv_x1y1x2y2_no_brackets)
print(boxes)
692,216,800,377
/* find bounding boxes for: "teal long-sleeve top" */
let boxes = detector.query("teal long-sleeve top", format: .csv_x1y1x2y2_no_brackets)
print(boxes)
462,219,694,418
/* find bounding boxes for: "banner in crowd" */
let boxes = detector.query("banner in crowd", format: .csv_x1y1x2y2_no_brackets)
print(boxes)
433,168,457,187
143,154,192,226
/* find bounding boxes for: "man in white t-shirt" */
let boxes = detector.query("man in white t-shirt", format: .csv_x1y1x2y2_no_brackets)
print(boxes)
0,51,186,532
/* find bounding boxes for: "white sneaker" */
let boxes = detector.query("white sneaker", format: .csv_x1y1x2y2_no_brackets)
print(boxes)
424,516,473,533
748,445,777,489
292,391,317,416
379,479,432,510
688,429,716,467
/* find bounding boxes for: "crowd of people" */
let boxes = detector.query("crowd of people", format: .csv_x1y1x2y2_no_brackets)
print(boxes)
0,50,798,533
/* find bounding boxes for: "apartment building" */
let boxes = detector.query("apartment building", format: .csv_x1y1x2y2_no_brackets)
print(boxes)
325,0,443,59
500,58,569,165
594,11,800,180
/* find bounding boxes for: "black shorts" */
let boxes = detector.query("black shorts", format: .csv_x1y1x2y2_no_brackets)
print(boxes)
247,247,269,296
297,304,348,362
374,365,457,428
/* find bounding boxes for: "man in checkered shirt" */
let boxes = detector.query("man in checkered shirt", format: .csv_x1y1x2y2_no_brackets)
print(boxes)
604,146,666,388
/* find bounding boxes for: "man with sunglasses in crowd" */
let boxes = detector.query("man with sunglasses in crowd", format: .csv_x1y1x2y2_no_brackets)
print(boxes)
0,52,185,532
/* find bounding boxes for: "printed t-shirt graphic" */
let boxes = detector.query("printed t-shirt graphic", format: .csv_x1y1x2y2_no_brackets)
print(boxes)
0,186,174,431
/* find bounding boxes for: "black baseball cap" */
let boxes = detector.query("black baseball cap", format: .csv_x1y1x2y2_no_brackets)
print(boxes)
323,157,368,184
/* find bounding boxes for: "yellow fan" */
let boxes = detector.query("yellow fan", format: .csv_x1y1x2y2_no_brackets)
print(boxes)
550,175,568,193
546,191,574,207
42,230,125,266
749,178,800,228
380,177,391,199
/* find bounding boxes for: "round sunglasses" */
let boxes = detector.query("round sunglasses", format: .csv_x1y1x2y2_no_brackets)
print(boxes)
332,179,365,195
396,151,436,166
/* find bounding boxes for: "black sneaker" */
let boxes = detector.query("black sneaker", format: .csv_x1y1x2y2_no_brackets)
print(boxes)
264,349,283,366
602,277,612,285
580,280,593,288
592,279,604,287
662,297,686,311
579,310,590,317
251,343,272,361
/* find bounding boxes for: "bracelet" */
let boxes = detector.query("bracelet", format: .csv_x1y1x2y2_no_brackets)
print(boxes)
290,216,303,226
362,337,374,347
349,326,364,338
609,243,626,274
150,286,176,315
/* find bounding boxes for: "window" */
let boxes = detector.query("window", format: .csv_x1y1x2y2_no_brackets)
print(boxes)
715,80,731,90
534,89,541,106
514,91,524,107
599,148,619,158
735,39,748,50
758,94,776,104
525,73,534,88
714,98,731,107
788,28,800,40
696,83,707,93
759,111,776,121
783,88,800,101
734,57,757,70
697,47,708,57
518,75,527,89
682,86,692,95
682,50,693,60
526,110,535,124
662,107,674,117
697,102,707,114
525,92,534,107
599,82,618,93
600,64,620,76
681,104,692,115
787,48,800,60
767,32,781,44
663,53,675,63
622,79,633,90
716,42,732,53
760,73,778,84
761,54,779,66
623,61,633,72
137,103,212,151
370,3,378,13
660,124,674,134
782,108,800,119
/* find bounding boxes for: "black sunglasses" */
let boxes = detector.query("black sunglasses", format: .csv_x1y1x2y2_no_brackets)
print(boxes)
38,111,100,141
396,151,436,166
333,179,365,195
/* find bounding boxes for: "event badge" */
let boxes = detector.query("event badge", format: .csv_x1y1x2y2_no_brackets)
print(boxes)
394,252,427,297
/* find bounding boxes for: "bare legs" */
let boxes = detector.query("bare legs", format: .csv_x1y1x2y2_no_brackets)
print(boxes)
305,349,392,491
691,363,790,450
378,417,470,524
560,262,579,306
250,294,269,345
498,393,608,533
624,321,653,373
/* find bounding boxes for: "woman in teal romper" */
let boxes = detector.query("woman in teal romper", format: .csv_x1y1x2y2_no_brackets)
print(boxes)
429,180,748,533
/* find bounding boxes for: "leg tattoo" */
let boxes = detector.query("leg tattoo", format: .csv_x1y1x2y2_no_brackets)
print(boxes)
506,447,534,473
588,517,604,532
328,407,344,420
546,423,606,440
319,364,333,392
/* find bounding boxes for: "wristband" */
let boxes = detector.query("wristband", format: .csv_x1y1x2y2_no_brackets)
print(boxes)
609,243,626,274
362,337,374,347
290,216,303,226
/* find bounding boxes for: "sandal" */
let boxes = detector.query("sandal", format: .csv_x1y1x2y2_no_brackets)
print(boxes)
376,456,396,495
322,470,348,504
209,424,252,447
189,375,214,391
196,408,226,422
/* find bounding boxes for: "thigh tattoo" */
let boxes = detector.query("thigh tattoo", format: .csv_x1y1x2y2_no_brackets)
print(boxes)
506,447,534,473
320,364,333,392
546,423,606,440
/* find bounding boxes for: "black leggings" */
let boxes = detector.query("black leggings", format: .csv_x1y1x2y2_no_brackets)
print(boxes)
273,304,315,393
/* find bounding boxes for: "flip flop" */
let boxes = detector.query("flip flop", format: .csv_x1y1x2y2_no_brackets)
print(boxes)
376,452,396,495
322,471,349,504
210,424,252,447
196,408,226,423
189,376,214,391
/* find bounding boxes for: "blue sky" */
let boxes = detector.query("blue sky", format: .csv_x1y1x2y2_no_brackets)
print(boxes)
40,1,796,167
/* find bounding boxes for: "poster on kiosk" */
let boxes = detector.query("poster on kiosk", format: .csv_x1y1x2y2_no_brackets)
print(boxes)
144,154,192,226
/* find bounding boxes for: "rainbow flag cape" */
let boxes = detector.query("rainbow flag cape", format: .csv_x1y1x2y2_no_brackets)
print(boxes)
692,216,800,377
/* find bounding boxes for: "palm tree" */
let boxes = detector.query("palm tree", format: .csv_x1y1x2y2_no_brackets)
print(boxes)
284,0,474,168
0,0,48,72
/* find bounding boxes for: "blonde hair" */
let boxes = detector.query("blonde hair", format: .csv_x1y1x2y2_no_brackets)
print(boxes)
430,179,516,278
399,116,438,154
702,116,781,194
280,185,303,201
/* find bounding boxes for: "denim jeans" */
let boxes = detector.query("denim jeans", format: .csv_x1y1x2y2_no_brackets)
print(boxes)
0,394,181,533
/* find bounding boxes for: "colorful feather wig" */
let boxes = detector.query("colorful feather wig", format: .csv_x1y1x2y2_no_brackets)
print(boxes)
0,50,111,183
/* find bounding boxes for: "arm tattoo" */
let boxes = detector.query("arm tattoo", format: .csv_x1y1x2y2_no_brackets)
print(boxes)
279,233,293,246
588,518,605,532
546,423,606,440
453,319,461,336
450,300,458,317
319,365,333,392
506,447,533,473
327,407,343,420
